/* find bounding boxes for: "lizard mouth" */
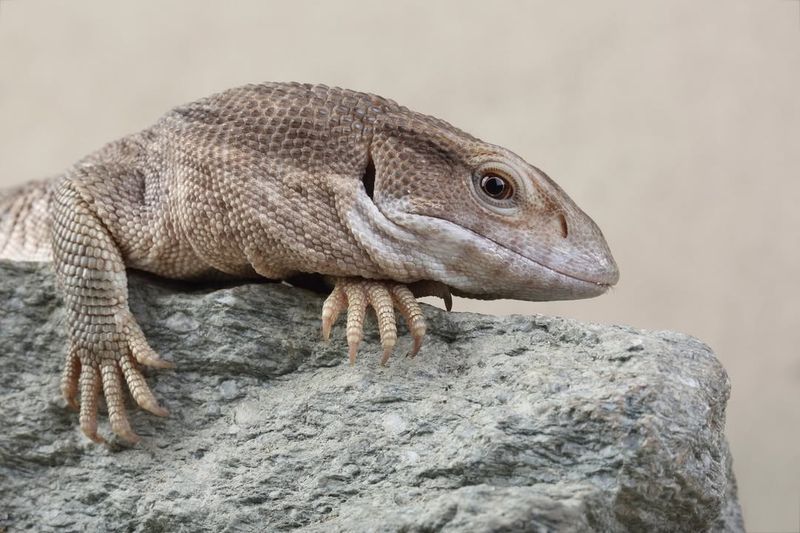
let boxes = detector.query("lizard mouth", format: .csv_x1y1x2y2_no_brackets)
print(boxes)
479,231,616,288
417,214,617,284
394,213,619,301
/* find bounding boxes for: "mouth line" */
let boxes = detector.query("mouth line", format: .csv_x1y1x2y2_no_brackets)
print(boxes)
415,214,613,289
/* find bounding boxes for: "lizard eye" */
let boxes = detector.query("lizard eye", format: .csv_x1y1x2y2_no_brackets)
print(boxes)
479,173,513,200
470,161,522,214
469,160,526,216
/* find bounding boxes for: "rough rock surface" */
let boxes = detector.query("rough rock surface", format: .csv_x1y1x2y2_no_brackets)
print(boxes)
0,261,743,532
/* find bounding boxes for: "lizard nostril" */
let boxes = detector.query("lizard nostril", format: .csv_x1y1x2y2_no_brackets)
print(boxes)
557,213,568,239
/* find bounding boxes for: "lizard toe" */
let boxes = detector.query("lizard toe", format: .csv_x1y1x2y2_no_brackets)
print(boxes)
365,283,398,365
321,284,346,341
124,314,175,369
78,363,104,444
391,284,427,358
100,360,141,444
343,281,368,365
120,353,169,417
61,346,81,411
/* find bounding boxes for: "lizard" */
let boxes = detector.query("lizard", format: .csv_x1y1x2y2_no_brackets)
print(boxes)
0,82,619,444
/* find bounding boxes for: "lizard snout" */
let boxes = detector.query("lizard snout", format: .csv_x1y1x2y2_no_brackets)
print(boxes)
555,209,619,289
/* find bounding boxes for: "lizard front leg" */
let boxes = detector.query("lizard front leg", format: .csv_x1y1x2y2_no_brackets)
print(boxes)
321,278,428,365
52,180,170,443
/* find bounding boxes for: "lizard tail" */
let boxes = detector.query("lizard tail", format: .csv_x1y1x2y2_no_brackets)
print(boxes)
0,179,55,262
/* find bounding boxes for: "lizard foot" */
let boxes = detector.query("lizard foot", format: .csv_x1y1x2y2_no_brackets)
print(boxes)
60,311,172,444
321,278,427,365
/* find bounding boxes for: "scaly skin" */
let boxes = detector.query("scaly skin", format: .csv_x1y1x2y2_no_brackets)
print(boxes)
0,82,619,443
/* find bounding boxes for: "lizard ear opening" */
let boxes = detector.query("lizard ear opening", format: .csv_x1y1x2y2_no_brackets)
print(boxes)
362,154,376,200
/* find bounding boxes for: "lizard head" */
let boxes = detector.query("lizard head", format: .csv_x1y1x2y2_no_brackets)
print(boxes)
364,113,619,302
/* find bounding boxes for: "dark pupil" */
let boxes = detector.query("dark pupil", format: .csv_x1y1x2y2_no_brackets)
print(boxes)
482,175,506,197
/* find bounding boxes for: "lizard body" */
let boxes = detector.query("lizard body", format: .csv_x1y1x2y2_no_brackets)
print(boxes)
0,82,618,443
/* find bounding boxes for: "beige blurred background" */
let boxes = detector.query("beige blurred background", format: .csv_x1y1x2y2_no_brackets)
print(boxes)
1,0,798,530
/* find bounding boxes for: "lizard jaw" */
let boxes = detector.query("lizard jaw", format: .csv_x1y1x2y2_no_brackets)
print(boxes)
400,213,619,302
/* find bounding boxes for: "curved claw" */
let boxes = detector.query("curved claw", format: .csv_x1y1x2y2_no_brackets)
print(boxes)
442,292,453,313
410,335,424,358
411,280,453,312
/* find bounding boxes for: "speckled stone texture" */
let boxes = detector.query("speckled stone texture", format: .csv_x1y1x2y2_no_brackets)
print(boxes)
0,262,742,532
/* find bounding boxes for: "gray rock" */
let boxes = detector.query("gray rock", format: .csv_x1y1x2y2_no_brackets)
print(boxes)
0,261,743,532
